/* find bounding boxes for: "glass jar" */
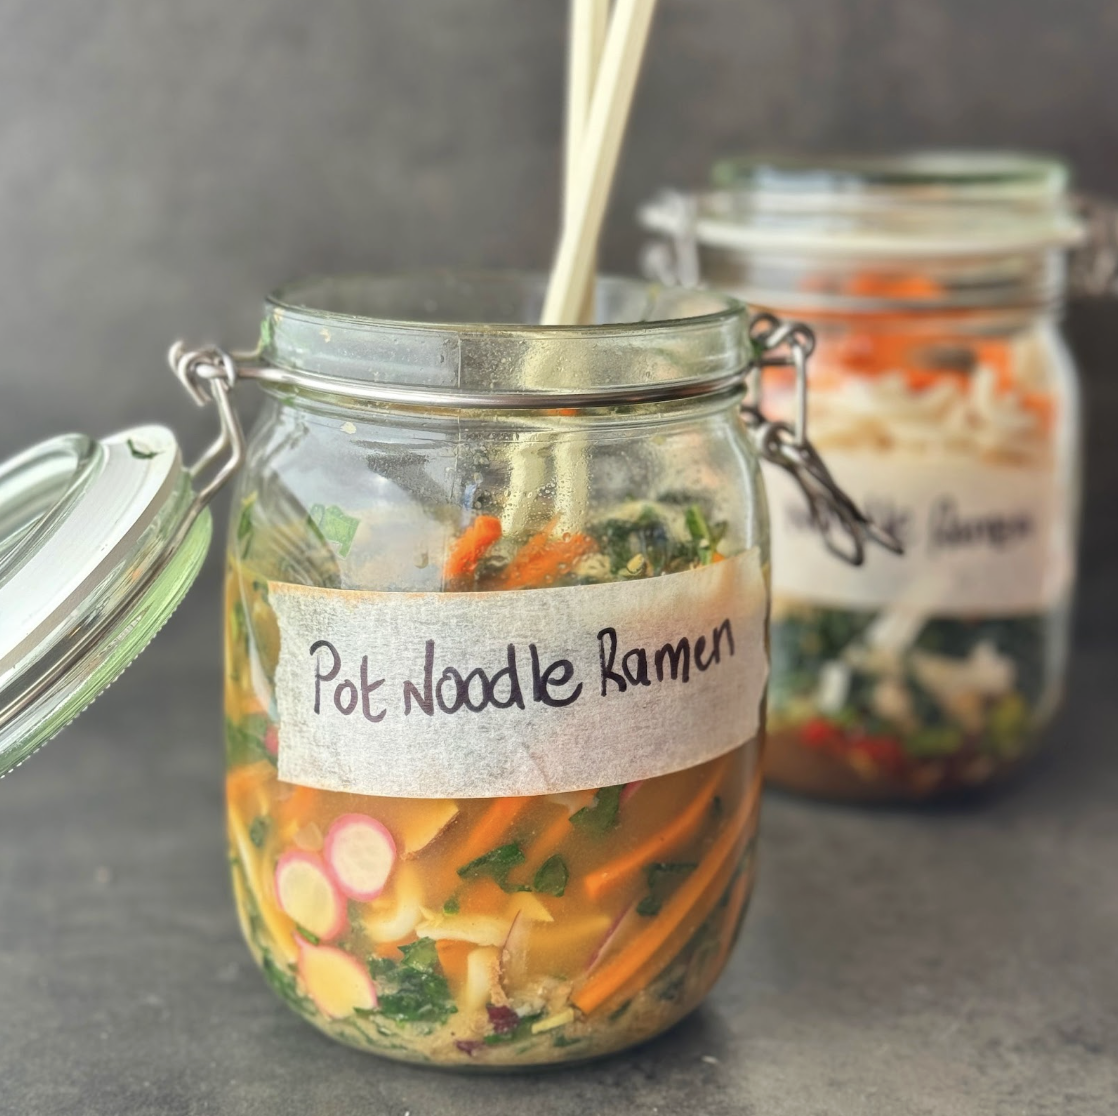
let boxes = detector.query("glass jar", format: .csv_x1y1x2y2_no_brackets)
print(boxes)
641,152,1085,801
220,272,781,1067
0,270,884,1067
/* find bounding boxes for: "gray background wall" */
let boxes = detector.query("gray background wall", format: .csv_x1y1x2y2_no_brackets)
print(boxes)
0,0,1114,629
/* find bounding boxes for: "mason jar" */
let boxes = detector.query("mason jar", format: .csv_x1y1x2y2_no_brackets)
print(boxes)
0,270,886,1066
217,271,784,1066
641,151,1085,801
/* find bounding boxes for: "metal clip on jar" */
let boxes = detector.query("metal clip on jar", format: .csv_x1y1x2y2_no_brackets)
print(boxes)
641,151,1091,802
0,272,892,1067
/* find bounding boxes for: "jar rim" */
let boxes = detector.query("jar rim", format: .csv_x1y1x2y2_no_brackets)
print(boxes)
254,271,751,410
641,150,1085,262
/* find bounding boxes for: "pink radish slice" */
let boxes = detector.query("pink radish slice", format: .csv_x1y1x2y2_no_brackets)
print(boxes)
264,725,279,756
586,901,637,972
619,780,644,806
274,851,347,942
324,814,397,901
296,938,377,1019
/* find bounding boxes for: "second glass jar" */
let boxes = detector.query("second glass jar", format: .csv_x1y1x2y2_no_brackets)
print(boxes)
642,152,1083,800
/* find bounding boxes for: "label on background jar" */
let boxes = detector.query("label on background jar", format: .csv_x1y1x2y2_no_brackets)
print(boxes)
270,549,767,799
763,452,1073,613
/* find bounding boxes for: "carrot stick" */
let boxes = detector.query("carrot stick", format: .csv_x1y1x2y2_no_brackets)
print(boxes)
582,756,731,901
571,789,753,1016
225,759,274,802
455,797,533,866
525,809,578,864
496,530,597,590
444,515,502,581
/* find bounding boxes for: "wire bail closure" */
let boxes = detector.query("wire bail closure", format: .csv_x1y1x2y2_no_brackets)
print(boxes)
168,342,247,508
168,317,902,566
743,314,904,566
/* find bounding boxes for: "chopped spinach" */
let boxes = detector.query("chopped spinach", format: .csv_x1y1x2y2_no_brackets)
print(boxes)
636,862,696,917
364,937,457,1026
224,714,274,768
532,855,569,897
457,843,529,892
236,496,256,559
309,503,360,558
248,816,270,849
570,785,623,833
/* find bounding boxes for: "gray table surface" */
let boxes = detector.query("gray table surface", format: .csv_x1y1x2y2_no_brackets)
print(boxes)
1,559,1116,1116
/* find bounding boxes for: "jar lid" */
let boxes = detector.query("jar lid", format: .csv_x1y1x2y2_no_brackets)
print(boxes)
0,426,213,777
640,150,1086,258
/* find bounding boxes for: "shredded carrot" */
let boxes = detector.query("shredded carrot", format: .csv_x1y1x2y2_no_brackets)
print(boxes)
496,529,597,590
582,756,732,901
1020,390,1056,434
524,808,580,865
846,271,944,301
444,514,502,582
571,789,754,1016
455,797,533,866
225,759,274,801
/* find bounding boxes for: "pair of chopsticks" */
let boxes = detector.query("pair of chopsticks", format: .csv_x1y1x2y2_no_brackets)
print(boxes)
541,0,658,325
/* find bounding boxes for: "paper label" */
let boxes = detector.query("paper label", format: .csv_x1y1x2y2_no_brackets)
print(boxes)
764,452,1072,614
271,550,767,799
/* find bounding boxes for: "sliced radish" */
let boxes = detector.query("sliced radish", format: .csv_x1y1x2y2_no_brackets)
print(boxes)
324,814,397,901
296,938,377,1019
400,800,459,856
619,780,644,806
586,901,637,972
263,724,280,757
274,851,347,942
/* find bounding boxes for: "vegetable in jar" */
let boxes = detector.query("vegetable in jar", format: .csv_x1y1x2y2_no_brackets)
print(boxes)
220,274,773,1065
641,152,1083,800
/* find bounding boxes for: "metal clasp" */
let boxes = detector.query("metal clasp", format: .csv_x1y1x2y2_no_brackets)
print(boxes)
168,342,247,507
1069,193,1118,298
744,313,904,566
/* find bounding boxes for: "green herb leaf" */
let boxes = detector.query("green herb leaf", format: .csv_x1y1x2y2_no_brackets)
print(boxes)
457,843,529,892
442,895,460,915
532,855,569,897
224,714,274,768
365,937,457,1025
637,862,697,918
236,496,256,559
248,816,270,849
296,926,320,946
309,503,361,558
570,785,623,833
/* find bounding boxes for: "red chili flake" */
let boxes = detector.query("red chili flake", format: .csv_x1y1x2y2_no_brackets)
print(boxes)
486,1004,520,1034
454,1040,483,1056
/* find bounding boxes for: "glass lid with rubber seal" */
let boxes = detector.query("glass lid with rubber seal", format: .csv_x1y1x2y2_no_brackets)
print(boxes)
0,348,244,776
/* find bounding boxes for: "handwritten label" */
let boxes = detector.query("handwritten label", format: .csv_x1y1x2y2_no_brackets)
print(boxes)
271,550,767,798
764,452,1074,613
